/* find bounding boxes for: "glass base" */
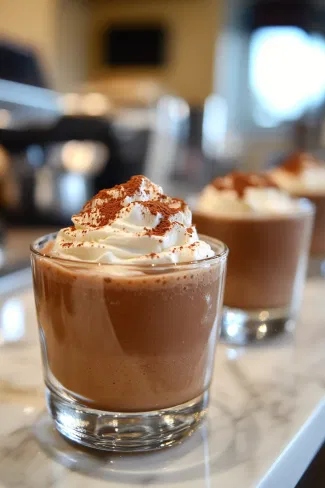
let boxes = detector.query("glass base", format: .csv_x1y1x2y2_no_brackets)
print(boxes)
220,305,293,346
46,385,208,452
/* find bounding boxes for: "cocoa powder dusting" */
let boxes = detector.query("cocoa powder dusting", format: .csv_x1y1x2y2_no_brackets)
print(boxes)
281,152,319,175
146,220,172,237
73,175,189,236
75,175,146,228
142,199,187,237
107,175,144,199
96,199,124,227
212,171,278,198
64,226,76,233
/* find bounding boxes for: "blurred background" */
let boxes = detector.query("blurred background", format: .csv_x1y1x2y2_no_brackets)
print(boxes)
0,0,324,270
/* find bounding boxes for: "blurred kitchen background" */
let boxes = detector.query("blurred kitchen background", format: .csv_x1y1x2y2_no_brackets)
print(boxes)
0,0,324,271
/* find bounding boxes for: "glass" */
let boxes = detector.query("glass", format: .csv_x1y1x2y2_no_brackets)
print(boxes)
193,199,315,345
31,233,228,452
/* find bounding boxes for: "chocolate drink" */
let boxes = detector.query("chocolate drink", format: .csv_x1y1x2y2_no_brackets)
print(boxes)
193,211,312,310
194,172,314,311
32,176,227,412
33,253,223,411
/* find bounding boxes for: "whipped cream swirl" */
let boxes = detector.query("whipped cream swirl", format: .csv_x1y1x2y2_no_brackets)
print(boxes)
272,153,325,195
197,172,300,216
52,176,214,264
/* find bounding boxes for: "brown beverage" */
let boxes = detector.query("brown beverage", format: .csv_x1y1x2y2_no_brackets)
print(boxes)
193,210,312,310
31,176,228,451
33,248,224,411
193,172,314,344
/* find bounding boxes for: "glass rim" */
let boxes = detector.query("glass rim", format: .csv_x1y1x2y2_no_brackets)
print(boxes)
30,232,228,269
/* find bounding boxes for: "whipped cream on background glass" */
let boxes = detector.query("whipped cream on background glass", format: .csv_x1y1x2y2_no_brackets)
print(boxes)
271,152,325,195
52,175,214,264
197,172,301,216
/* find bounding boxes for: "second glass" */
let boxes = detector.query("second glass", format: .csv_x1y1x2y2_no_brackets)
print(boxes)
194,199,314,345
31,233,228,452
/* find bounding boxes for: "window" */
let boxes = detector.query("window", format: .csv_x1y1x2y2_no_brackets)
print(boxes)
249,27,325,127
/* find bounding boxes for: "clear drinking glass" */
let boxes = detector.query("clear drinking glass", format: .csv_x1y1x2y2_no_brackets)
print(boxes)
193,199,315,345
31,233,228,452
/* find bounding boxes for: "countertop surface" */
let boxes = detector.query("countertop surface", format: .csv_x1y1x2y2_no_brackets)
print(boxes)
0,269,325,488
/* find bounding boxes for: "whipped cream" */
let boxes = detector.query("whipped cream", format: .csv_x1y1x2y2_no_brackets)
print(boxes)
52,175,214,264
197,172,300,216
272,153,325,195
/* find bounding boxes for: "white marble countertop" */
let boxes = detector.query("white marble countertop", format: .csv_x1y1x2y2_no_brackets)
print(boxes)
0,270,325,488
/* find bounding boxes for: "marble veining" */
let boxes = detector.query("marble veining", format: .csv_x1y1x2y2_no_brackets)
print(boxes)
0,275,324,488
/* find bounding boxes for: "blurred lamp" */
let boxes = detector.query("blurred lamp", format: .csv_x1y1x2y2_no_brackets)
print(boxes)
61,140,107,174
81,93,111,116
59,93,81,115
